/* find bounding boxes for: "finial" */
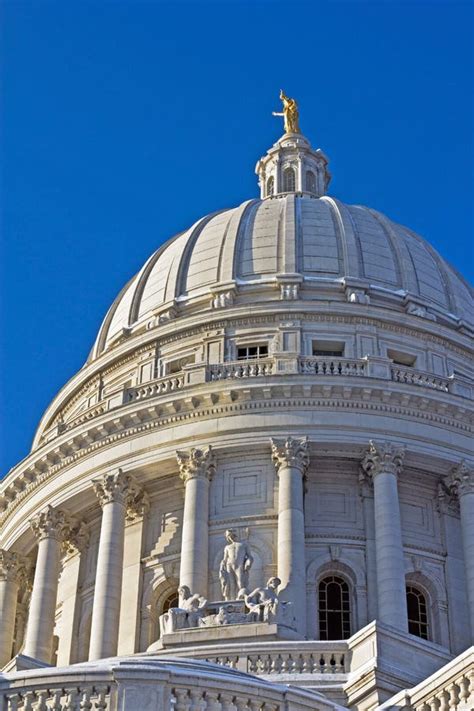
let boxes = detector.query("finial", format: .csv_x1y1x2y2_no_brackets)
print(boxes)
272,89,300,134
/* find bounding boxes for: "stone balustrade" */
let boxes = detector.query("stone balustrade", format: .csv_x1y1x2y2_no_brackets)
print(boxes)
0,656,342,711
209,359,274,379
378,646,474,711
299,356,366,377
126,373,185,401
390,365,450,392
160,640,349,677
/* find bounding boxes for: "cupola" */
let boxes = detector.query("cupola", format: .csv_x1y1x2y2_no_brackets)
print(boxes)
255,91,331,198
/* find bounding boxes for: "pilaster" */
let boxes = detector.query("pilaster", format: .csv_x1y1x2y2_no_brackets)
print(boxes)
0,550,29,667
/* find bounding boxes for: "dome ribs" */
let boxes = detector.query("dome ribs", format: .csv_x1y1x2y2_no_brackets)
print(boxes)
367,208,416,294
219,199,259,284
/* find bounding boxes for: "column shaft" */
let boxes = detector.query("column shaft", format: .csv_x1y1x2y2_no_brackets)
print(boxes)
372,471,408,630
89,499,126,660
179,475,210,595
23,535,62,662
0,576,19,667
459,491,474,638
272,437,309,637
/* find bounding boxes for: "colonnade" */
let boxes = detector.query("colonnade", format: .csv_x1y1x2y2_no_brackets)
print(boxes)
0,442,473,666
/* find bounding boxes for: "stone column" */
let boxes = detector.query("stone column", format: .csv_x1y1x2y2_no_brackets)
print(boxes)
89,469,143,661
177,446,216,598
0,550,28,667
361,441,408,631
445,461,474,642
271,436,309,636
23,506,75,662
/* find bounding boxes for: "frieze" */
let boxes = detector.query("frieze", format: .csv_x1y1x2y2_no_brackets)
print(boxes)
1,392,472,527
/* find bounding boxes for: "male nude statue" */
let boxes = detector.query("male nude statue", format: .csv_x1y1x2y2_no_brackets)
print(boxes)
219,529,254,600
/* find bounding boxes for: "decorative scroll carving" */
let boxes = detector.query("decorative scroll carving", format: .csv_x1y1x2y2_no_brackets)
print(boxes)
29,505,76,543
63,521,90,557
271,436,309,475
176,446,216,483
0,549,29,584
219,529,254,601
92,469,142,509
444,460,474,498
360,440,405,479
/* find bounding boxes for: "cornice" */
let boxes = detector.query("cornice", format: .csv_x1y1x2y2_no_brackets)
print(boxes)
1,383,472,530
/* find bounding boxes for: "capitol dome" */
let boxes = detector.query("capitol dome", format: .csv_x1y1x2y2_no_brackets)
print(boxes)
1,101,473,711
91,132,473,361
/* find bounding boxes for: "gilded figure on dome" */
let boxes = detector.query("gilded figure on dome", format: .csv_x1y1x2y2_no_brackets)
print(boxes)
272,89,300,133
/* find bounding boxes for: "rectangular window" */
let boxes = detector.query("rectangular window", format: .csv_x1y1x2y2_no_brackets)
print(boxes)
312,340,345,357
167,354,195,374
237,344,268,360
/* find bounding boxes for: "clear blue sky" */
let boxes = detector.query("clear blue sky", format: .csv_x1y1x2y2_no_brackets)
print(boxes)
0,0,472,475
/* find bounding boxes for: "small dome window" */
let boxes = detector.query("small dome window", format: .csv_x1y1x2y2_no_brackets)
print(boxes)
283,167,296,192
406,586,429,640
266,176,274,197
306,170,316,193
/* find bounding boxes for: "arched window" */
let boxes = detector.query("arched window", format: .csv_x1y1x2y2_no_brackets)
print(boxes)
283,167,296,192
406,586,429,639
266,176,274,197
318,576,351,640
162,591,179,613
306,170,316,193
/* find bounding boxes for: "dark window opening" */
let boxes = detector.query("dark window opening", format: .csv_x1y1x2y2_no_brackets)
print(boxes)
407,586,429,640
266,176,274,197
306,170,316,193
237,344,268,360
312,341,345,358
283,167,296,192
318,576,351,640
387,349,417,367
162,592,179,613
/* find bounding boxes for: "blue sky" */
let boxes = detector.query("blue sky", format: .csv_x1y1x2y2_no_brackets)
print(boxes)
0,0,472,475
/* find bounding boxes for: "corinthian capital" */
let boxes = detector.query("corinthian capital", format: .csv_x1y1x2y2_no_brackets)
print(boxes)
92,469,142,508
0,549,29,584
30,505,75,543
271,436,310,475
445,461,474,498
361,440,405,479
176,446,216,483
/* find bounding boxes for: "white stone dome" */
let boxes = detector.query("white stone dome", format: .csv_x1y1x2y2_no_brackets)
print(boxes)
91,186,473,361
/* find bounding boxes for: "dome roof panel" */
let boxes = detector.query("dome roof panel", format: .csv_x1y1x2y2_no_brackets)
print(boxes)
300,198,342,274
185,210,234,292
238,199,281,278
348,206,401,287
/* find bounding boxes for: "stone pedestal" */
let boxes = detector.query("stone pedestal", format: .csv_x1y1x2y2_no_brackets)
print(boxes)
361,441,408,631
271,436,309,637
176,447,215,598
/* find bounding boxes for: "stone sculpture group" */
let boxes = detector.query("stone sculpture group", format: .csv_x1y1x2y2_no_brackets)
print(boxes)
159,530,294,636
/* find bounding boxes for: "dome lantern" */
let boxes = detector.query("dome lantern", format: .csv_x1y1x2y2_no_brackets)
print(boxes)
256,91,331,198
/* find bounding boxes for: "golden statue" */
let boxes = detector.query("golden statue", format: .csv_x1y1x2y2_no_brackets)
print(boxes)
272,89,300,134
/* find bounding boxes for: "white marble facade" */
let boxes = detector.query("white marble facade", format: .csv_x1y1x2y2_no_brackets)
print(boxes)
0,127,473,710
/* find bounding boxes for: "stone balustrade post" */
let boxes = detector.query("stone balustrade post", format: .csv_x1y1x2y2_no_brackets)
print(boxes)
23,506,76,662
0,550,28,667
444,461,474,641
177,446,216,598
361,440,408,631
89,469,143,661
271,436,309,637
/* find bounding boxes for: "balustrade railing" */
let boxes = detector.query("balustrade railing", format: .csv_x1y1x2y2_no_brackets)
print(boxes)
127,373,185,401
390,365,450,392
378,647,474,711
299,356,366,377
209,359,274,380
0,684,111,710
